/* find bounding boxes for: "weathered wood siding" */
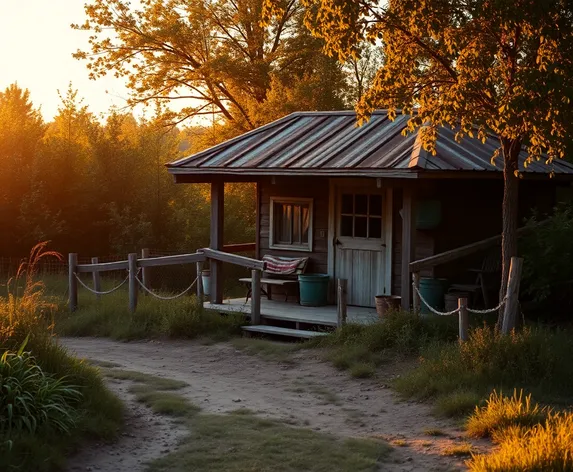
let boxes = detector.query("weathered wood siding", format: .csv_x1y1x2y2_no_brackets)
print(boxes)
259,176,329,274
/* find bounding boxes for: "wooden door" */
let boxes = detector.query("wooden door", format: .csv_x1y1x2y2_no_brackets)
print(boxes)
335,190,390,307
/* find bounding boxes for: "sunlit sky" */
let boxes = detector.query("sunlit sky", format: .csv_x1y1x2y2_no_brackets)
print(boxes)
0,1,131,121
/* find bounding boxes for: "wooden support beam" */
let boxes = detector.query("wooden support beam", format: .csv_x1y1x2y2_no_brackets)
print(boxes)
337,279,348,328
401,188,416,310
501,257,523,335
200,248,265,270
251,269,261,325
412,272,420,314
210,181,224,304
68,253,78,312
458,297,469,342
141,248,150,296
128,253,138,313
77,260,129,272
255,181,261,260
91,257,101,301
196,261,204,299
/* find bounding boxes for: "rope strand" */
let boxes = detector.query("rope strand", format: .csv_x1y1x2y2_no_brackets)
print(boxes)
74,272,129,295
136,276,198,300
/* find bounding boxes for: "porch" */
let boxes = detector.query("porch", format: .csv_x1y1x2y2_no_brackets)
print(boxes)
205,297,378,328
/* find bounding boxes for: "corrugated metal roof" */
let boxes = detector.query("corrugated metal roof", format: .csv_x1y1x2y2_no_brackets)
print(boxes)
167,111,573,177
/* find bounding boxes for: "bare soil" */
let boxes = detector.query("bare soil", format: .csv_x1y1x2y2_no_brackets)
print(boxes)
62,337,489,472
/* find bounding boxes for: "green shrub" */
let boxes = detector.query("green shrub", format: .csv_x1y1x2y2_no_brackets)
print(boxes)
466,389,550,438
395,326,573,405
468,411,573,471
434,390,482,417
0,346,82,439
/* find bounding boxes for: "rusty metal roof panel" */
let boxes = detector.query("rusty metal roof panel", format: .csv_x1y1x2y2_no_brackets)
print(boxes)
167,111,573,176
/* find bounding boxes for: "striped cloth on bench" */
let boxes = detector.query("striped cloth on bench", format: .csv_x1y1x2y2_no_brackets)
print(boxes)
263,255,308,276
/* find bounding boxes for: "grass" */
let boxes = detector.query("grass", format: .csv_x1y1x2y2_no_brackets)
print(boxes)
310,312,458,375
56,289,245,341
134,389,199,417
467,396,573,471
231,337,304,363
149,408,392,472
0,244,124,471
433,390,483,417
394,326,573,414
466,389,551,439
103,368,188,390
441,442,474,457
423,428,447,437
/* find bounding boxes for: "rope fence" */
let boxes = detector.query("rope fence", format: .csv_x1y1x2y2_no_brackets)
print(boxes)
74,272,130,296
412,282,507,317
136,275,198,300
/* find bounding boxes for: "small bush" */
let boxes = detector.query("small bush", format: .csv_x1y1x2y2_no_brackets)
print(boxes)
468,412,573,471
0,346,82,438
467,389,550,438
348,362,376,379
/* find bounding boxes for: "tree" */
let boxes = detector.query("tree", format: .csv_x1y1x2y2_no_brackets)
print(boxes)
73,0,345,130
0,84,45,254
271,0,573,325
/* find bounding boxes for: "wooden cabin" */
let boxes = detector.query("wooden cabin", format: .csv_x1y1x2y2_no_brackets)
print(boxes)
167,111,573,323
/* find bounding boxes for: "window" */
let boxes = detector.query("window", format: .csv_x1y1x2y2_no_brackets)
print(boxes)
270,197,313,251
340,193,383,239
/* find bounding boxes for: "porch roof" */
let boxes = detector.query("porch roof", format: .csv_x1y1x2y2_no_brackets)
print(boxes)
167,111,573,179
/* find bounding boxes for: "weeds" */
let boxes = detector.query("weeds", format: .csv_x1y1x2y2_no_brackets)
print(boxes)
442,442,474,457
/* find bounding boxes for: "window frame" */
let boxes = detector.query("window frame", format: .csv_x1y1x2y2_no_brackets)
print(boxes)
269,197,314,252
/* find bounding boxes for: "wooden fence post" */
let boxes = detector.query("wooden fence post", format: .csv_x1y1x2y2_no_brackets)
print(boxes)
412,272,421,314
128,253,138,313
251,269,261,325
68,253,78,312
91,257,101,301
501,257,523,335
337,279,348,328
196,260,204,300
458,297,468,342
141,248,150,296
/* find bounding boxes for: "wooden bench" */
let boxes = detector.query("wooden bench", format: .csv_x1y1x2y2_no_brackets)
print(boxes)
239,255,309,302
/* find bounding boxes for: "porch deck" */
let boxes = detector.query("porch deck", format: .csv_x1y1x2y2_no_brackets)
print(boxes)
204,298,379,327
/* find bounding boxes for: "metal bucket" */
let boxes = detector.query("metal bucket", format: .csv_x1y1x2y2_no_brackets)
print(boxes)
375,295,401,319
201,270,210,296
419,277,447,315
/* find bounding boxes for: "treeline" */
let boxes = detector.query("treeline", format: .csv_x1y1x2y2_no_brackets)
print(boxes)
0,84,256,258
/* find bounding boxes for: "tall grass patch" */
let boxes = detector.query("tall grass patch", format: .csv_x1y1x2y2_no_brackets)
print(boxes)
395,326,573,411
1,244,123,471
310,312,458,375
56,292,245,341
467,392,573,471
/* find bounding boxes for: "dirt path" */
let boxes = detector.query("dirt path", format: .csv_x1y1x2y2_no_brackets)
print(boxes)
62,337,488,472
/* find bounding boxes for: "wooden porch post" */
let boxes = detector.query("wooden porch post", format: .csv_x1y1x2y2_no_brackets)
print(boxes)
210,180,224,304
401,187,416,310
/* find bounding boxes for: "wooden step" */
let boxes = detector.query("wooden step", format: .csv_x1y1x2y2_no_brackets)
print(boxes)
241,325,328,339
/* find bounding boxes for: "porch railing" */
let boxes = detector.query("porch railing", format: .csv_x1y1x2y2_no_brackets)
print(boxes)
68,247,266,323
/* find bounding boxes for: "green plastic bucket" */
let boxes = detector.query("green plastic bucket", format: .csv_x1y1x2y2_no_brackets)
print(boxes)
419,277,447,315
298,274,330,307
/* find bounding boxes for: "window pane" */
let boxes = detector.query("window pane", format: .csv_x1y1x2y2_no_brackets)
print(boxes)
341,194,353,214
301,205,310,243
355,194,368,215
355,216,367,237
341,215,353,237
276,203,292,244
369,217,382,239
293,205,301,243
369,195,382,216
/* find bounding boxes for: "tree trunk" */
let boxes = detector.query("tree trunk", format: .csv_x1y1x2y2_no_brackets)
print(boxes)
497,138,521,328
